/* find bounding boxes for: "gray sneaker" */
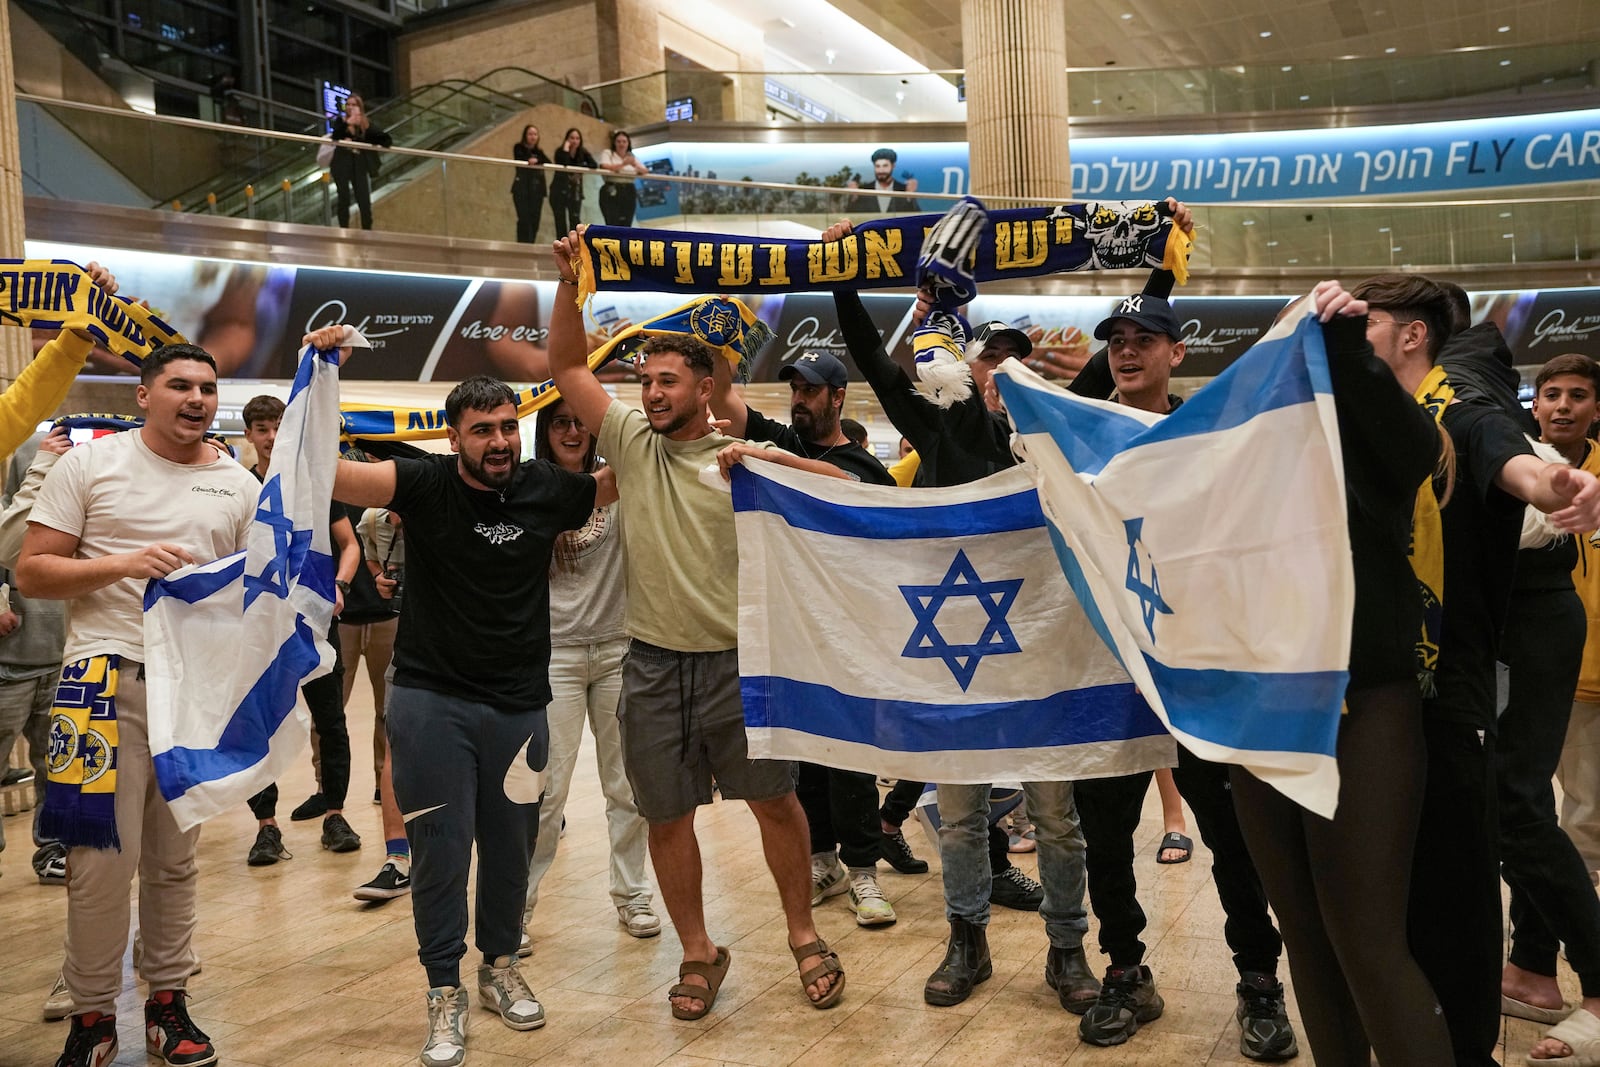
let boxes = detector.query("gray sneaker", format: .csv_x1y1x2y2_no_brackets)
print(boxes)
42,971,72,1021
476,956,546,1031
811,852,848,907
421,986,468,1067
617,902,662,938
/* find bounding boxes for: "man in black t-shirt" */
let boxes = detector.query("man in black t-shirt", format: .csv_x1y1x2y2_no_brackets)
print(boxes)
322,354,615,1067
1348,274,1600,1067
709,350,918,925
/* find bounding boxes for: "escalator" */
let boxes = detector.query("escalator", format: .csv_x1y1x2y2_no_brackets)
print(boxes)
158,68,600,226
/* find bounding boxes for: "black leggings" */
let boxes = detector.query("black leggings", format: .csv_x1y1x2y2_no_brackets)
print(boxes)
1231,681,1452,1067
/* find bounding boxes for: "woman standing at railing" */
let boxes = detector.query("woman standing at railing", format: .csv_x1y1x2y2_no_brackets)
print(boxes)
511,125,550,244
597,129,644,227
330,94,392,231
550,127,597,237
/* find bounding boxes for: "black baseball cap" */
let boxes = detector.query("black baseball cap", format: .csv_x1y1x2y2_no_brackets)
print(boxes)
1093,294,1183,341
780,351,849,388
970,321,1033,361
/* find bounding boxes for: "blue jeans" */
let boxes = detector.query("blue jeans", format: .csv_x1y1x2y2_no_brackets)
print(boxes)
936,781,1088,947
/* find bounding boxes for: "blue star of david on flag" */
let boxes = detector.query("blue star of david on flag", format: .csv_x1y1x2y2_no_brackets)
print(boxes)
243,474,312,611
899,549,1024,691
1124,517,1173,642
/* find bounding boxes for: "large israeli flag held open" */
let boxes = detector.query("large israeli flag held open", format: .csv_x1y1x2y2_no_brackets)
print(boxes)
728,462,1176,784
141,340,346,830
994,306,1353,818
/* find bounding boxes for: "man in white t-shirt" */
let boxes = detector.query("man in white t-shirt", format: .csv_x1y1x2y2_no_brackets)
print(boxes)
18,343,259,1067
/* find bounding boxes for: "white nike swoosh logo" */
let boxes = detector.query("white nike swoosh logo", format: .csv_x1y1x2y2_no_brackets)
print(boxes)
502,733,547,806
402,803,447,823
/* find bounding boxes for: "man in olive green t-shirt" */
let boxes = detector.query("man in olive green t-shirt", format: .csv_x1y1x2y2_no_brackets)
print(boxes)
550,228,854,1023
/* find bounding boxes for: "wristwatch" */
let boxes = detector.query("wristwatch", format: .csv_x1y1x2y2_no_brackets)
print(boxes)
335,579,351,595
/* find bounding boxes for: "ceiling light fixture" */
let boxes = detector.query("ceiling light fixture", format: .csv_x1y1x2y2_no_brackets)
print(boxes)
1299,94,1310,101
1385,46,1397,53
1498,24,1510,32
1259,30,1272,38
1120,11,1133,18
1500,59,1511,66
1281,65,1292,71
824,48,836,64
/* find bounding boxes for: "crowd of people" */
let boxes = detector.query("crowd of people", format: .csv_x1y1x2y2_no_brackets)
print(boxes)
4,205,1600,1067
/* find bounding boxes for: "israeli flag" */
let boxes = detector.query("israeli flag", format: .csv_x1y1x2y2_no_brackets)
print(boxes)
142,341,345,830
728,462,1176,784
994,307,1353,818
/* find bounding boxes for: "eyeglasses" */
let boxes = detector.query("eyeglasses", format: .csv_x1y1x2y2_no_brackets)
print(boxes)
549,416,585,432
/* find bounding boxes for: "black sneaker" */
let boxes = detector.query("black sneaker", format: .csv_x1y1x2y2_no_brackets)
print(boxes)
246,824,289,867
989,865,1044,911
1236,972,1299,1061
290,792,328,821
1079,964,1164,1047
0,766,34,786
881,829,930,874
34,841,67,884
354,861,412,902
55,1012,117,1067
322,813,362,852
373,788,382,805
145,990,216,1066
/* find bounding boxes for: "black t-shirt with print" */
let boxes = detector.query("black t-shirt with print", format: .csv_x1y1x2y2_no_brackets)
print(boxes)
388,454,596,710
743,406,896,486
1429,400,1533,728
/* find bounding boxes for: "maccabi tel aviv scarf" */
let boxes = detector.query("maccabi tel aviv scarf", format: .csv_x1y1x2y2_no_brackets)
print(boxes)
0,260,187,361
573,201,1193,301
40,655,123,850
339,295,770,444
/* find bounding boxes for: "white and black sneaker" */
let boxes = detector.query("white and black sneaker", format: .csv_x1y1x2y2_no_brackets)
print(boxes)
34,842,67,884
354,861,411,902
476,957,545,1030
421,987,468,1067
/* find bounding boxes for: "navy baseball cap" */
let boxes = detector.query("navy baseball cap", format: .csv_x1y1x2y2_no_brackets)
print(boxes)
1094,294,1183,341
780,351,849,388
970,321,1033,360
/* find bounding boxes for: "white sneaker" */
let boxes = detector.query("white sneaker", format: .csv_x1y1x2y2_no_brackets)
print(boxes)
476,956,545,1031
848,869,897,927
617,903,662,938
517,930,532,958
811,852,848,907
421,986,468,1067
42,971,72,1021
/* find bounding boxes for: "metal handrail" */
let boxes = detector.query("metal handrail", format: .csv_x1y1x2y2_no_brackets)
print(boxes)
470,65,601,117
19,92,1600,213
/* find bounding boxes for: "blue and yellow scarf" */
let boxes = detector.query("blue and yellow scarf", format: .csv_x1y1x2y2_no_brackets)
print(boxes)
1409,365,1453,696
0,260,186,361
39,655,122,850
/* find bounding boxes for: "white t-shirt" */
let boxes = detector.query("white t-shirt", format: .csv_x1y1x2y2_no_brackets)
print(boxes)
30,430,258,663
598,148,641,176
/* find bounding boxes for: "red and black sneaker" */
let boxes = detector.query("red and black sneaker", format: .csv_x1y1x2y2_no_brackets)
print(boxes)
55,1012,118,1067
145,990,217,1067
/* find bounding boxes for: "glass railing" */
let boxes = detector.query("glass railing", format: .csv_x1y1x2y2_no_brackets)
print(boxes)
16,95,1600,272
589,41,1598,129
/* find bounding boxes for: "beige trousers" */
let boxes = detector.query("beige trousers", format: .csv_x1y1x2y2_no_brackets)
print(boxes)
63,664,200,1015
1558,698,1600,873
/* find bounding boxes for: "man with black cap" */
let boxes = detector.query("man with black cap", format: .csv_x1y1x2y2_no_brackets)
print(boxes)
1065,293,1298,1060
849,148,919,214
710,349,917,925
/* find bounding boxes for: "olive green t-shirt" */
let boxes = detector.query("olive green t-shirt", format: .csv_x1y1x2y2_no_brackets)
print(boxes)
598,400,772,652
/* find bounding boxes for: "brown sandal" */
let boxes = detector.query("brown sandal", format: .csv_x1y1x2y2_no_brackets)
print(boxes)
791,938,845,1009
668,946,731,1021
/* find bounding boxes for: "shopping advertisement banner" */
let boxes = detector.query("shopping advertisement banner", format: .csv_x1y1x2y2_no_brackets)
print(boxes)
25,242,1600,384
636,107,1600,215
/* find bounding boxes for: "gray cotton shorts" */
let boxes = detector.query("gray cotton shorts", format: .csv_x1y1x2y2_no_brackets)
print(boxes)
617,639,795,823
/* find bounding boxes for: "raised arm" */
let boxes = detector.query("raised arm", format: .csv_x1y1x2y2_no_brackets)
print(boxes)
716,441,851,481
333,459,398,509
0,263,119,456
708,352,751,439
548,228,617,433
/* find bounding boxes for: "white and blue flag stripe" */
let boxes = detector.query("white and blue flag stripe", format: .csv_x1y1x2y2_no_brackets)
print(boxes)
727,462,1177,784
995,307,1353,817
142,339,346,830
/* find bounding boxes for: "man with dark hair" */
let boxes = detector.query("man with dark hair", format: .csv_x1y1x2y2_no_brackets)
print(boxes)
19,340,259,1067
549,229,856,1024
839,417,869,450
708,349,912,924
316,351,617,1067
849,147,919,213
1498,352,1600,1063
1347,273,1600,1067
236,393,363,866
1060,294,1297,1058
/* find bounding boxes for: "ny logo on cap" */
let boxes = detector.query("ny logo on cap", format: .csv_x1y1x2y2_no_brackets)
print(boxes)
1118,295,1144,314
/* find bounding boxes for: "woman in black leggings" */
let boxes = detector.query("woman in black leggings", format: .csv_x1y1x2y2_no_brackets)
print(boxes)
1230,281,1453,1067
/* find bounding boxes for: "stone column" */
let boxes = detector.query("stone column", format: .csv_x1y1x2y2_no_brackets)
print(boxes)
0,0,31,383
961,0,1072,202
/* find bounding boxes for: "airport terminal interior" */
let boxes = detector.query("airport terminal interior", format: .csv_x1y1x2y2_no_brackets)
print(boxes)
2,0,1599,1063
